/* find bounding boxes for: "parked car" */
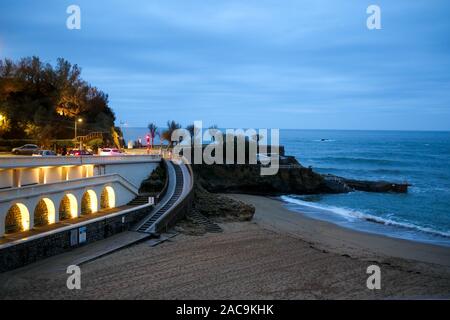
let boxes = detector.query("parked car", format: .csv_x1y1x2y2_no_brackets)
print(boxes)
11,144,40,155
68,149,93,156
99,148,123,156
256,153,273,164
32,150,57,157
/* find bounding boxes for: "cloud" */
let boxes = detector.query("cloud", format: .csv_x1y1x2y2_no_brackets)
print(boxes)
1,0,450,130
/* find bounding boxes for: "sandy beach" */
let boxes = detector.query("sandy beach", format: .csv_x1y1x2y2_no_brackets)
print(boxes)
230,194,450,267
0,194,449,299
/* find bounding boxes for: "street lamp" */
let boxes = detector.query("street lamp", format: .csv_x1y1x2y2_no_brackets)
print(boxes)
74,118,83,151
74,118,83,139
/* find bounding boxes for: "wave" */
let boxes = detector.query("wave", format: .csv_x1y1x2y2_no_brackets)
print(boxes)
280,195,450,239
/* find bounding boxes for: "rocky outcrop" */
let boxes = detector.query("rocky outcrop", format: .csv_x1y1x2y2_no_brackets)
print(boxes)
176,179,256,235
193,159,409,196
193,163,329,196
192,182,255,222
322,174,409,193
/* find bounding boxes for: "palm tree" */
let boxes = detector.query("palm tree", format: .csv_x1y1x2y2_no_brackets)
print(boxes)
186,123,202,145
251,132,264,142
161,120,181,148
208,124,219,142
147,123,158,149
186,124,195,138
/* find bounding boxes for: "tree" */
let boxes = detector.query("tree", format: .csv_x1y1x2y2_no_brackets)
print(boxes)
186,123,201,145
186,124,195,138
0,56,117,143
161,120,181,148
147,123,159,149
208,124,219,142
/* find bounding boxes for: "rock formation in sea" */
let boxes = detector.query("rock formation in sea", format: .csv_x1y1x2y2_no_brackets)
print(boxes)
192,156,408,196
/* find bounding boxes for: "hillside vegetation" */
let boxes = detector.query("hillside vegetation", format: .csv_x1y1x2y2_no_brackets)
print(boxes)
0,57,120,147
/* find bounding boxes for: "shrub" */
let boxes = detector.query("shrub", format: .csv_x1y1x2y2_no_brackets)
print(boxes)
139,163,167,194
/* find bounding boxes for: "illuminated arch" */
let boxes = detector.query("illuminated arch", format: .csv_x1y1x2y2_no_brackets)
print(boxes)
34,198,56,226
81,190,98,215
59,194,78,220
5,203,30,234
100,186,116,209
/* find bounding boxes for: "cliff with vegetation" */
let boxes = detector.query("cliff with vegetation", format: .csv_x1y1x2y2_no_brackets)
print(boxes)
0,57,121,147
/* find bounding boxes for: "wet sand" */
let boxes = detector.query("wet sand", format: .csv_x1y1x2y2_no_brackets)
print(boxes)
0,194,449,299
229,194,450,267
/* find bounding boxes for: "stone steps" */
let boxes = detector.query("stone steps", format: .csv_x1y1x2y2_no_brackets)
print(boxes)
128,194,151,206
188,212,223,233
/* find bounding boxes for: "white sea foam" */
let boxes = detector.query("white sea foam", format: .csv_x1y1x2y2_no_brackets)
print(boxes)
280,195,450,239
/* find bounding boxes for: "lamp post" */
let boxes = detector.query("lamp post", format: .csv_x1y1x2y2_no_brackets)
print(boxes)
74,118,83,139
74,118,83,150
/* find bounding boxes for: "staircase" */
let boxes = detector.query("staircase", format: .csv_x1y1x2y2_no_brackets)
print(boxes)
136,164,184,233
128,194,151,206
188,211,223,233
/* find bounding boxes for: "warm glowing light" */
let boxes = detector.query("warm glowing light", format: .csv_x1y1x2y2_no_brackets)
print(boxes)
86,189,98,213
42,198,56,224
78,118,83,123
0,114,4,121
16,203,30,231
62,166,75,181
66,194,78,218
83,165,94,177
104,186,116,208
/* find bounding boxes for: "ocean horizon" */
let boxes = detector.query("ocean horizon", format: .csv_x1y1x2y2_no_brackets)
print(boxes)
124,127,450,246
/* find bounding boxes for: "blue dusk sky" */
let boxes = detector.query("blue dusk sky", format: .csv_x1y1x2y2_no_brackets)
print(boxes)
1,0,449,130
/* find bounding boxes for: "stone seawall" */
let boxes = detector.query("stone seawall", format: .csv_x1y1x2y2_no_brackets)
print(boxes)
0,206,151,273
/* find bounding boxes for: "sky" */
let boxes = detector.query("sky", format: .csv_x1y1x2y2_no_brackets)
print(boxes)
0,0,449,130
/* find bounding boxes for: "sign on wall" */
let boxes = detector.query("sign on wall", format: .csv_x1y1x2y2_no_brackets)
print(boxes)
70,229,78,246
78,227,87,244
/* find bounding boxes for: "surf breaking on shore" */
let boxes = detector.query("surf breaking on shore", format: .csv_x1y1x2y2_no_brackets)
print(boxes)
280,195,450,247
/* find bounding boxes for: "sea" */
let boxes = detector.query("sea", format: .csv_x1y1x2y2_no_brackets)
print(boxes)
123,128,450,247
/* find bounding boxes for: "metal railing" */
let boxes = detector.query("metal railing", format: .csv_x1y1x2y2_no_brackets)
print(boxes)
154,157,195,233
74,132,105,142
0,154,161,169
156,158,170,203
